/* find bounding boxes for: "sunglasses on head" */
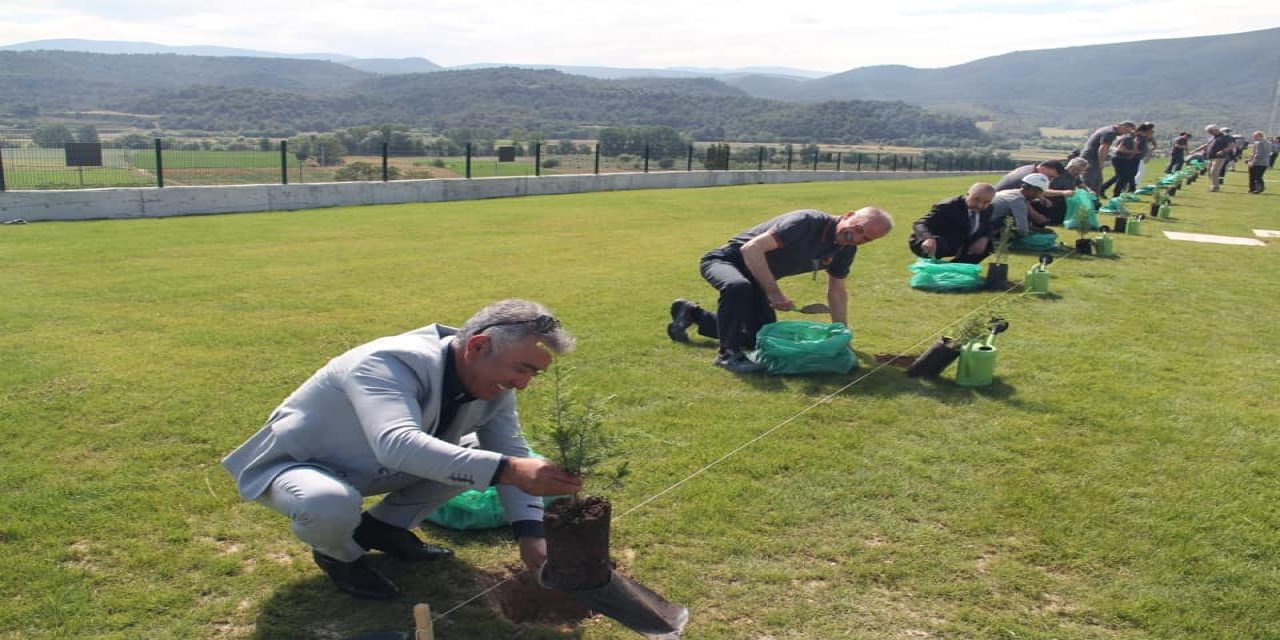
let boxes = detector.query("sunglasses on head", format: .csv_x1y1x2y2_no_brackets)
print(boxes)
474,314,560,335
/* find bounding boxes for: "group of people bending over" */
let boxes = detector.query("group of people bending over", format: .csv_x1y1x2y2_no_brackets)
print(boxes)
665,120,1274,375
1087,120,1275,196
664,156,1087,373
1177,124,1275,194
906,158,1085,265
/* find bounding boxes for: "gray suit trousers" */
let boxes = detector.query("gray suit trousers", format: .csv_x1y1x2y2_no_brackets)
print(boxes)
258,465,467,562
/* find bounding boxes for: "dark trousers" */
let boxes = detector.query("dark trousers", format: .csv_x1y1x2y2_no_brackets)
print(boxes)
1249,165,1267,193
1166,151,1185,173
1102,157,1139,197
698,256,776,354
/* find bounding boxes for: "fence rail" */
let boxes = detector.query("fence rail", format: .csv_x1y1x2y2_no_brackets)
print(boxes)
0,138,1027,192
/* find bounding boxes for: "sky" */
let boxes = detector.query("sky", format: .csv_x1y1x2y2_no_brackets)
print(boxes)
3,1,1279,74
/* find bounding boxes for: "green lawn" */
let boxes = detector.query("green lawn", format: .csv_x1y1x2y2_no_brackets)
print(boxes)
1,169,1277,639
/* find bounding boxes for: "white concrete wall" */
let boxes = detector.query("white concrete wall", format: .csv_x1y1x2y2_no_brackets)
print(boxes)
0,170,967,223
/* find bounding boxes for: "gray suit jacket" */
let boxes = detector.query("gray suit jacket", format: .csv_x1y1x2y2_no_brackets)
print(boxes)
221,323,544,525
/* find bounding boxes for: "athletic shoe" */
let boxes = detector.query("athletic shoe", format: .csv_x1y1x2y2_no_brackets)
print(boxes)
667,299,696,342
713,350,765,374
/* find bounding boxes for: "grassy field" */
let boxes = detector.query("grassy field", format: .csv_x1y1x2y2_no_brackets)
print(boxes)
1,167,1277,639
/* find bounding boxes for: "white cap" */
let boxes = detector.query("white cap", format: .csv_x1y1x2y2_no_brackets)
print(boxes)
1020,173,1051,191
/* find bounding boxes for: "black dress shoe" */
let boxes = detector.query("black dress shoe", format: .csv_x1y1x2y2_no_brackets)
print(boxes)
353,512,454,562
312,550,400,600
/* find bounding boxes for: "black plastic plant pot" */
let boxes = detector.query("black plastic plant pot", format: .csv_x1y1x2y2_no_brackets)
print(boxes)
1149,202,1160,217
906,338,962,378
1113,215,1128,233
1075,238,1093,254
984,262,1009,289
542,568,690,638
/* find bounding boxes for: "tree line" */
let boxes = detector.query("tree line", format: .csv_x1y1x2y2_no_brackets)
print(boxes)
4,57,991,148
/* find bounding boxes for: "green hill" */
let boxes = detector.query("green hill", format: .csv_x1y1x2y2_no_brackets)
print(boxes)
788,27,1280,132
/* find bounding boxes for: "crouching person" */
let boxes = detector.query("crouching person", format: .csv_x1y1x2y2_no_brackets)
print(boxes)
222,299,582,599
908,183,996,264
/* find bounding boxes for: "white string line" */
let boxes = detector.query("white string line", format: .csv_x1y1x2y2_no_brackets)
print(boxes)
614,286,1021,524
434,271,1043,622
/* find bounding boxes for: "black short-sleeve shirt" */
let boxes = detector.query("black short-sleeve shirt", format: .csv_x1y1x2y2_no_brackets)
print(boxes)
708,209,857,279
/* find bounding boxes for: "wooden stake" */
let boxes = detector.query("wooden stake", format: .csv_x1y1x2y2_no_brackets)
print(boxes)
413,603,434,640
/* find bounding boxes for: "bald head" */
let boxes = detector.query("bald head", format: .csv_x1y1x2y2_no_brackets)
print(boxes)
835,206,894,246
965,183,996,210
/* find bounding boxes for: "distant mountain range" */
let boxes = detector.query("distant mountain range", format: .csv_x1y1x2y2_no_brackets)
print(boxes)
0,39,827,80
2,29,1277,137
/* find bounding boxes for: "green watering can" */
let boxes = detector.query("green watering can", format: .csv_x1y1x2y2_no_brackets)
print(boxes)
1023,254,1052,294
1126,215,1144,235
1093,226,1115,256
955,318,1008,388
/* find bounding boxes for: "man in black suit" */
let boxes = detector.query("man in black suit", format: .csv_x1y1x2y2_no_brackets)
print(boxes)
907,183,996,264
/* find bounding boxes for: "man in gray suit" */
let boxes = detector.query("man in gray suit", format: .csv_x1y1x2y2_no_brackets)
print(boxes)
223,299,583,599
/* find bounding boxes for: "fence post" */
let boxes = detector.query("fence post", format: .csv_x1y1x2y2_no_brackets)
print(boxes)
687,144,693,172
279,140,288,185
856,153,862,171
155,138,165,188
812,149,819,171
465,143,472,179
908,156,913,171
594,144,600,175
382,142,389,182
875,154,881,171
0,143,6,192
758,146,764,171
892,155,898,171
836,152,842,172
535,142,541,177
643,144,650,173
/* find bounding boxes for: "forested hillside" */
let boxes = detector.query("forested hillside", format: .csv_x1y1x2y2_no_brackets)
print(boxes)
3,27,1275,142
783,27,1280,132
0,50,371,109
1,55,986,145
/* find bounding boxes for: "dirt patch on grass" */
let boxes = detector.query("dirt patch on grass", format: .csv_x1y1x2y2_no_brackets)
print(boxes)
483,564,592,626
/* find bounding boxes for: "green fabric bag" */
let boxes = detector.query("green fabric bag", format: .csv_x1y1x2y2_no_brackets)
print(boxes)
749,321,857,375
1062,188,1098,231
908,258,984,291
1010,231,1059,251
424,486,508,530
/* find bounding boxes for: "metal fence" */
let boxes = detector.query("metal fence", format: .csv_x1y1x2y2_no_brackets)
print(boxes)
0,138,1025,192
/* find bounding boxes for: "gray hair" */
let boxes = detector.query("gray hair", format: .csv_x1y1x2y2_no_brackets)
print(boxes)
1066,157,1089,171
458,299,576,354
851,206,895,234
967,183,996,198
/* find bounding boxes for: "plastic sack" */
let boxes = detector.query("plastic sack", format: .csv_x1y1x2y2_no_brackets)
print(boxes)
749,321,856,375
425,486,508,530
908,258,984,291
1010,231,1059,252
1062,188,1098,231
